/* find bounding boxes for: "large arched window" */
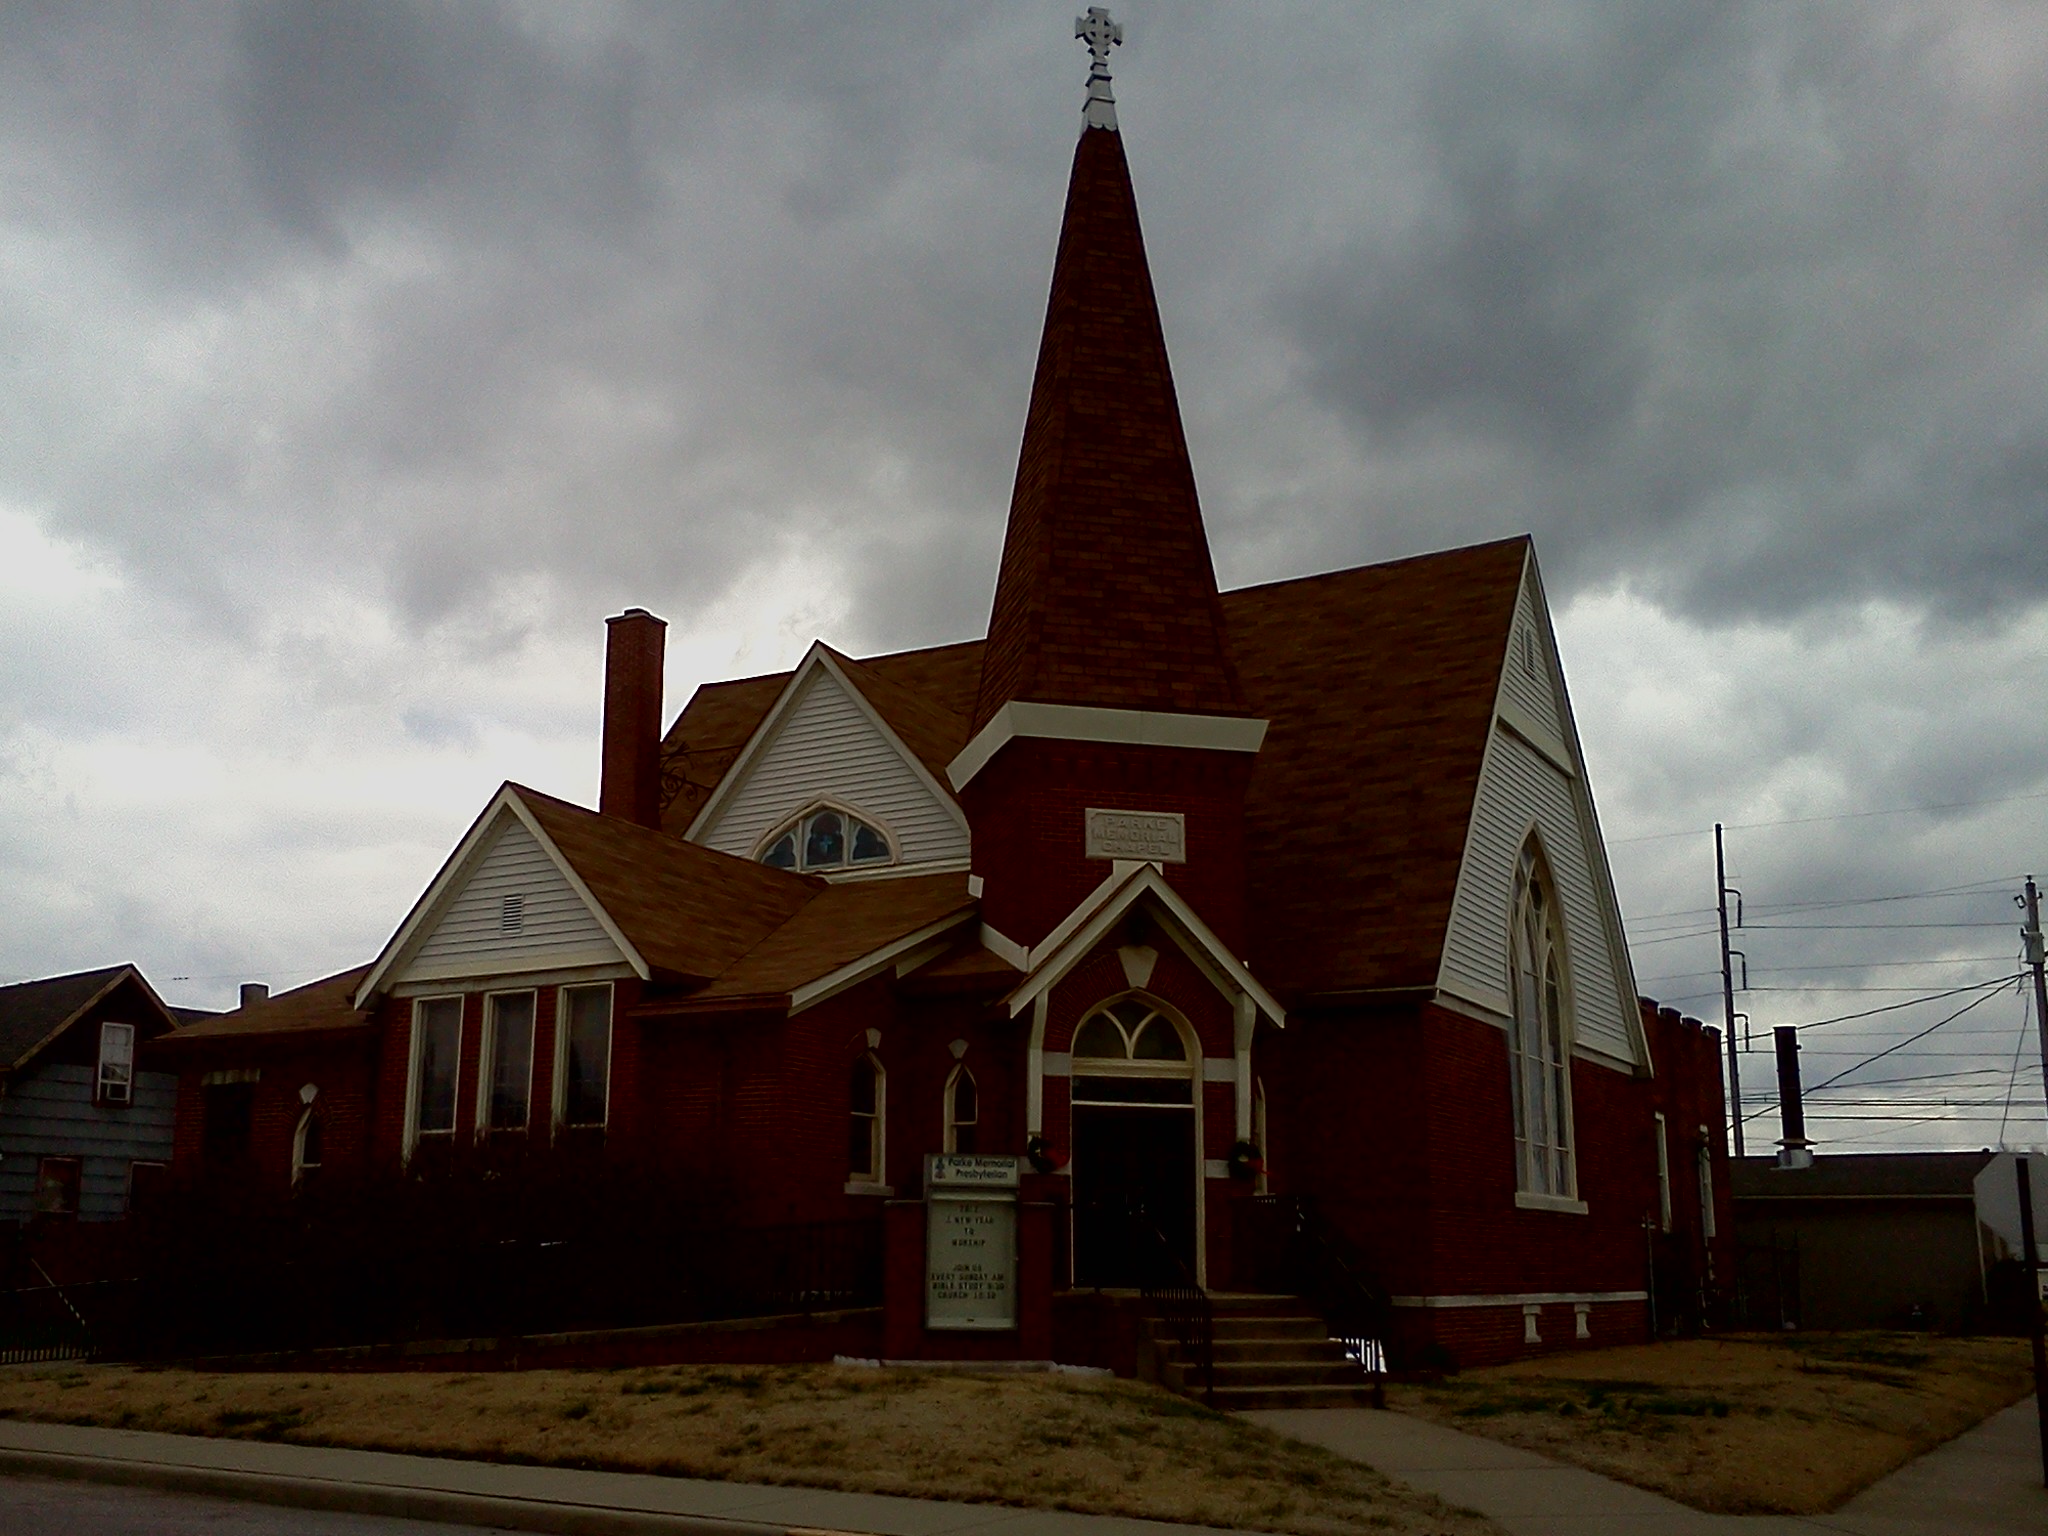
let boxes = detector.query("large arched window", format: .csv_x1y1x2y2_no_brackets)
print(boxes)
1070,997,1194,1106
760,805,893,873
1509,842,1575,1198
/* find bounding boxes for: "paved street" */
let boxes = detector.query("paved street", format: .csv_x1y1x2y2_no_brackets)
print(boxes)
0,1474,521,1535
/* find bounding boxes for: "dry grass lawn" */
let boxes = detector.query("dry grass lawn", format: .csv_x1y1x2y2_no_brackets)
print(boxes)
0,1361,1496,1536
1391,1332,2035,1515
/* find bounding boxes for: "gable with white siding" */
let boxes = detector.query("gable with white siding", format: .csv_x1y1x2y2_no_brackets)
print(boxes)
392,813,628,987
1436,557,1647,1069
688,651,971,872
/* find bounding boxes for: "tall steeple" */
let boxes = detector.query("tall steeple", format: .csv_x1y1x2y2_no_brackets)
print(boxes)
973,13,1247,731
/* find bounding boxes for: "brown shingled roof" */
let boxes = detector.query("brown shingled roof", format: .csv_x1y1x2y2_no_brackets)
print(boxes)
645,539,1530,1006
975,125,1246,728
668,872,977,1010
1227,538,1529,998
159,966,373,1044
516,785,819,983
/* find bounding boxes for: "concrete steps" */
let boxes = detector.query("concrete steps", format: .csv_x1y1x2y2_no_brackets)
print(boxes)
1148,1294,1382,1411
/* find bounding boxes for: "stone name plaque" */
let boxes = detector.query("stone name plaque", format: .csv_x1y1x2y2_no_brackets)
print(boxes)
1084,808,1186,863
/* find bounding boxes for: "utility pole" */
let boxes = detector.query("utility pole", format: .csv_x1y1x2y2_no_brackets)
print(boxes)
2015,1156,2047,1488
1716,824,1745,1157
2022,877,2048,1127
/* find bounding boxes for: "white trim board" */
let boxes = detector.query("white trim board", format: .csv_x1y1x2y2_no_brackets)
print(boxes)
685,644,971,850
789,909,980,1016
948,701,1267,791
1388,1290,1649,1309
355,787,648,1009
1001,863,1285,1029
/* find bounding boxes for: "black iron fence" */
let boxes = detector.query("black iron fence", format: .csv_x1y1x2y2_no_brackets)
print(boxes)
49,1163,884,1361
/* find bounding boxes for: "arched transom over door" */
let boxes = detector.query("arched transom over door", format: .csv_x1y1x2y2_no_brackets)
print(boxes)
1069,997,1200,1287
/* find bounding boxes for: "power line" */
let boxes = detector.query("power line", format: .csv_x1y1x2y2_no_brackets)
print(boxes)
1608,789,2048,846
1805,986,2011,1094
1761,975,2024,1032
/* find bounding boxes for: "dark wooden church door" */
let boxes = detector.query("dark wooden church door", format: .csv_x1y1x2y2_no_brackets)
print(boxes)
1071,1103,1196,1287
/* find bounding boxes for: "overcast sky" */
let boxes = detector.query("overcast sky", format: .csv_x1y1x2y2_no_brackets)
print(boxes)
3,2,2043,1152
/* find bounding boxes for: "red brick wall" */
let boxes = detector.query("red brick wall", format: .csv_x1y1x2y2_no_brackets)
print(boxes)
169,1034,378,1193
962,738,1252,952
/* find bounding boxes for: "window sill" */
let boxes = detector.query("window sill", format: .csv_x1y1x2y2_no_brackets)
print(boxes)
1515,1191,1588,1215
844,1180,895,1197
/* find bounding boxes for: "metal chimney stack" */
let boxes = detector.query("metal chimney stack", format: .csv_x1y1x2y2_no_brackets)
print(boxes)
1774,1025,1814,1170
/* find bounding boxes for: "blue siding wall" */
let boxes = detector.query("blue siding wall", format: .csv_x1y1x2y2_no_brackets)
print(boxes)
0,1063,177,1221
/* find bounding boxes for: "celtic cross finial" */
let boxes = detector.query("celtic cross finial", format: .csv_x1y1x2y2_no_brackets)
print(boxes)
1075,7,1123,131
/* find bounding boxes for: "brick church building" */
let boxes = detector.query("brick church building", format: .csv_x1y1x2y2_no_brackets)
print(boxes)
160,25,1730,1369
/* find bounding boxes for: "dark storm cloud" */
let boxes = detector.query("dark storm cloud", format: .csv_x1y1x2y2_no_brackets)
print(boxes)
1281,3,2048,623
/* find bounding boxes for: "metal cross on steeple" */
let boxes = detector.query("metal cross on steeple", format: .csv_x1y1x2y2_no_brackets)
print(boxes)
1075,7,1123,131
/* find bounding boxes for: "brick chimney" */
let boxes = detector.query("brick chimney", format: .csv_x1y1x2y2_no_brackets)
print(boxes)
601,608,666,828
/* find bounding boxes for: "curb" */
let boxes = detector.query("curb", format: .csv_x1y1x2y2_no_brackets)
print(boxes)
0,1444,804,1536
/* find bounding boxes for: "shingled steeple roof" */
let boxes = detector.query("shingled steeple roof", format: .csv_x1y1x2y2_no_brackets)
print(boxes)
973,115,1248,731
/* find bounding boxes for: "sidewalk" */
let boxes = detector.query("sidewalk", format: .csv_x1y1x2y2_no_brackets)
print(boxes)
0,1418,1241,1536
1246,1397,2048,1536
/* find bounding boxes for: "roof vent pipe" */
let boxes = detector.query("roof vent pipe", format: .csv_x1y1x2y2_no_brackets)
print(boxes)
1773,1025,1813,1170
601,608,667,829
239,982,270,1009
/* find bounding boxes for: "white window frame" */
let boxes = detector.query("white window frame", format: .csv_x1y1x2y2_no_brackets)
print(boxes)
1697,1128,1717,1240
1509,840,1581,1209
754,799,898,875
476,990,537,1136
1654,1112,1672,1231
553,982,614,1131
846,1052,887,1192
97,1021,135,1105
943,1063,977,1154
292,1106,323,1188
405,994,465,1157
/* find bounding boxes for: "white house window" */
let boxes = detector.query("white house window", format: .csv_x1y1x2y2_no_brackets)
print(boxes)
480,992,535,1133
1509,844,1575,1198
556,984,613,1130
944,1065,978,1154
410,996,463,1143
97,1022,135,1105
1071,997,1194,1105
848,1053,885,1182
761,806,892,873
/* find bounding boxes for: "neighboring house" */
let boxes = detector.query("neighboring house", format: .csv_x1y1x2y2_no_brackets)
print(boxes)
1731,1151,1995,1331
166,53,1731,1367
153,969,376,1192
0,966,182,1222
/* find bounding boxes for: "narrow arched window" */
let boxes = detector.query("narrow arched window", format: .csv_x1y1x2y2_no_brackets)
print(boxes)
292,1109,324,1190
1509,843,1576,1198
848,1054,885,1183
761,806,893,873
944,1065,978,1155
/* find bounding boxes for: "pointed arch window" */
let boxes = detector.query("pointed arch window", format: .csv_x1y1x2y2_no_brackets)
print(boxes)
944,1065,978,1154
760,805,893,873
1509,843,1576,1200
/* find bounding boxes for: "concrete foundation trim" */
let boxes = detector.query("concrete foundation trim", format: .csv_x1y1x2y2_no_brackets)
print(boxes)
1387,1289,1647,1309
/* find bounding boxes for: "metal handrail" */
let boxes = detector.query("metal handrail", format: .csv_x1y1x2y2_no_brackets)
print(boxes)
1131,1214,1213,1405
1244,1194,1389,1404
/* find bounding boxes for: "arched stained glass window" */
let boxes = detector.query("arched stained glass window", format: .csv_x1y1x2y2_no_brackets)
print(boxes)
1509,842,1576,1199
760,806,893,873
